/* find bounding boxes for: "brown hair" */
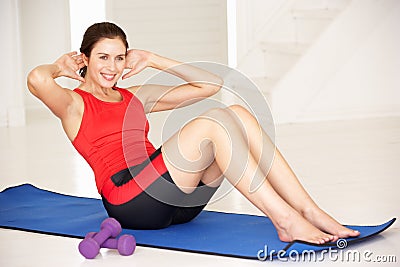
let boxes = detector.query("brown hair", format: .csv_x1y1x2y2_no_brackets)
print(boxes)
79,22,129,77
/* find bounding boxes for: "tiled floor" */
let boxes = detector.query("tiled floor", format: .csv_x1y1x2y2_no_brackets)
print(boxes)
0,110,399,266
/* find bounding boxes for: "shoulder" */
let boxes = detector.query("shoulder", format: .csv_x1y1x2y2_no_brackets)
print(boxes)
125,85,148,106
124,85,141,96
57,88,85,141
49,87,84,120
68,88,85,106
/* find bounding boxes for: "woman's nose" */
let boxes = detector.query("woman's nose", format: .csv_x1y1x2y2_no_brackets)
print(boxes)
107,60,117,71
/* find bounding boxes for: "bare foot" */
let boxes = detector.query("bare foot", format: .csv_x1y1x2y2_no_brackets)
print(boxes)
275,211,335,244
302,207,360,241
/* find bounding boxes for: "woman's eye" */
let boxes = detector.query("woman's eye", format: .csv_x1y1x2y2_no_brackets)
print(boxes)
116,56,125,61
100,56,108,60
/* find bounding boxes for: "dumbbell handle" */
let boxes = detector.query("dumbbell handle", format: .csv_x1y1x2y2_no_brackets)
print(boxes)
92,226,113,246
102,238,118,248
85,232,136,256
86,232,117,248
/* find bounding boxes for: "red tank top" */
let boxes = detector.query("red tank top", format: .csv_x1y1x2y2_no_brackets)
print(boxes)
72,87,156,195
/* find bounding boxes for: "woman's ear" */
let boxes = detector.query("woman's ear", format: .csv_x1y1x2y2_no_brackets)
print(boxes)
82,53,89,66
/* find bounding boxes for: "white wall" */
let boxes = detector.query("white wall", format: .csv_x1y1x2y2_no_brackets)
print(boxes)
234,0,400,124
301,3,400,121
0,0,25,126
235,0,285,77
106,0,228,89
272,0,400,123
106,0,227,63
70,0,106,52
19,0,71,110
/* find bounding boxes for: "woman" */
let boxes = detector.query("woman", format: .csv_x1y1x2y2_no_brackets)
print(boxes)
27,22,359,244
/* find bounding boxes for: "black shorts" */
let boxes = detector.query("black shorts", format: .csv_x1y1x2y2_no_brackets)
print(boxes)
102,148,219,230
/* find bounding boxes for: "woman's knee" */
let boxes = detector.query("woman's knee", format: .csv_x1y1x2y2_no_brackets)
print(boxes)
176,107,229,137
224,105,255,133
200,107,239,130
197,106,247,128
226,104,247,113
225,104,251,122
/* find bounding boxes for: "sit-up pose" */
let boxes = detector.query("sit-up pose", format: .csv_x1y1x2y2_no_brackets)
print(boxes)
27,22,359,244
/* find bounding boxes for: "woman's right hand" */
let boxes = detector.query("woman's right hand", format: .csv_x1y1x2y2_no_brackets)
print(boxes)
27,51,86,122
53,51,86,83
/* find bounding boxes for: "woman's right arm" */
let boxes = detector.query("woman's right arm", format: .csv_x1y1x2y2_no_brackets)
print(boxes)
27,52,85,119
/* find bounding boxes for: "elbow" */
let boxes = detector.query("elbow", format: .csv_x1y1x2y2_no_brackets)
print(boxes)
27,68,43,96
214,76,224,92
205,75,224,96
212,75,224,89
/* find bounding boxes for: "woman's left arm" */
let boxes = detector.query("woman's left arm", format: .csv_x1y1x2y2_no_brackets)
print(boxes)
124,50,224,113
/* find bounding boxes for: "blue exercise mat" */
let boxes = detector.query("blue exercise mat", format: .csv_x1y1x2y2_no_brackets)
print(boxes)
0,184,395,260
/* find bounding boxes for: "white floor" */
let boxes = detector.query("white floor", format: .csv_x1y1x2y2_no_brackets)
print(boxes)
0,110,399,267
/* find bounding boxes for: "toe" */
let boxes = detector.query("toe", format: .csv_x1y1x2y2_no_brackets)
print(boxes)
339,228,360,238
325,234,334,243
351,230,360,236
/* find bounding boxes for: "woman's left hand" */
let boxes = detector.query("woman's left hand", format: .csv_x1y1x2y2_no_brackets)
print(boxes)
122,49,153,80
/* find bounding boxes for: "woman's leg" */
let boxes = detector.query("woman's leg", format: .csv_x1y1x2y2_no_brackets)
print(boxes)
161,107,335,244
225,105,360,239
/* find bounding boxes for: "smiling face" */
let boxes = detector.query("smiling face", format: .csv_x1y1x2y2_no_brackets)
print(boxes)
82,38,127,89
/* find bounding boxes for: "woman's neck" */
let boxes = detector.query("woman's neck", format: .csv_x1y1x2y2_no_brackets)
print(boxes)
79,80,114,97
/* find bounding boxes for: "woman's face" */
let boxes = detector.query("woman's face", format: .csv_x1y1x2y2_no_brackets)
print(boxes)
84,38,126,88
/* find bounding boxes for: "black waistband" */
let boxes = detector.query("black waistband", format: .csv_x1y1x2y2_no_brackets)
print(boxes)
111,147,162,187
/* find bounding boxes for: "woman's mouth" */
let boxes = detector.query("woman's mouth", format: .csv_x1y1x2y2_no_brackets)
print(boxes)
101,73,116,81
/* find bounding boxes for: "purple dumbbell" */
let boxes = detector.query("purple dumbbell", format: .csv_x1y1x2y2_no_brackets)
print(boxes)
85,232,136,256
78,218,122,259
